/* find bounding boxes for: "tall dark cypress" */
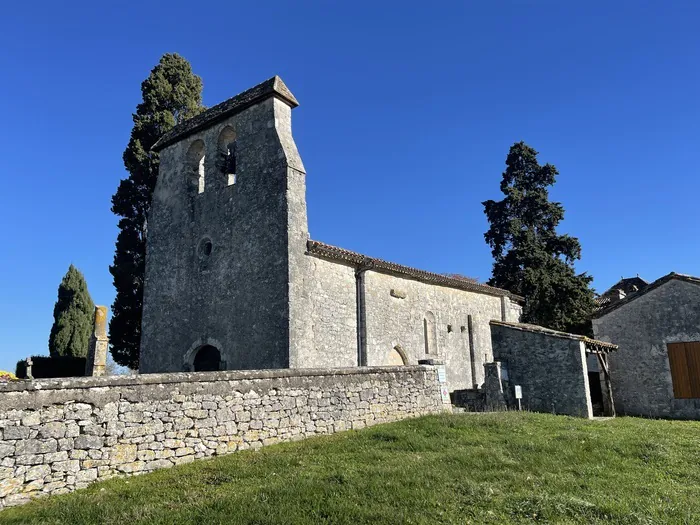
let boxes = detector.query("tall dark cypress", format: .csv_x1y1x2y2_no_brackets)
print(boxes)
109,54,204,369
48,265,95,358
483,141,595,334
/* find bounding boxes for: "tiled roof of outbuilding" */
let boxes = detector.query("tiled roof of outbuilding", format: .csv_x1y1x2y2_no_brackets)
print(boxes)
592,272,700,318
602,276,648,296
593,295,613,308
306,240,524,302
594,276,649,310
489,320,618,353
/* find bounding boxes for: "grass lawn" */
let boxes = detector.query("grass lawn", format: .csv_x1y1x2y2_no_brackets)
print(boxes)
2,412,699,524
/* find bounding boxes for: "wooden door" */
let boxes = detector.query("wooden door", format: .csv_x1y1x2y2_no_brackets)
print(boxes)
667,342,700,398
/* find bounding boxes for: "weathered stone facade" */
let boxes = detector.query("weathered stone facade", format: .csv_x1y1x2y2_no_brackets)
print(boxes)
361,271,513,391
489,321,617,418
141,78,307,373
140,75,523,393
294,244,523,393
593,274,700,419
292,257,358,369
0,366,445,508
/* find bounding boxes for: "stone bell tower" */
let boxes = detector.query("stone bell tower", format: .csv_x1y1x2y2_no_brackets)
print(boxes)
140,77,309,373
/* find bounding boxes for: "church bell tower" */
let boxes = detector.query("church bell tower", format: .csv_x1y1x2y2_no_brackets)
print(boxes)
140,76,309,374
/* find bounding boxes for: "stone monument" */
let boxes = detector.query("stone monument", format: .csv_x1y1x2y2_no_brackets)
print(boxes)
85,306,109,376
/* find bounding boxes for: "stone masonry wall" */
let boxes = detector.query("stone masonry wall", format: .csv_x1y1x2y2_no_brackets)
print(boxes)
0,366,445,508
490,321,593,418
290,257,358,369
363,271,520,392
141,93,305,373
593,278,700,419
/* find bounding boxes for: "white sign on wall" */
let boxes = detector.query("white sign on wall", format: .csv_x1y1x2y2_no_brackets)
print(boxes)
437,365,447,384
440,385,450,403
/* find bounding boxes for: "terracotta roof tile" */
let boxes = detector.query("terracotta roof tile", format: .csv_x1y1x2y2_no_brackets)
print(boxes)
306,240,524,302
490,320,618,352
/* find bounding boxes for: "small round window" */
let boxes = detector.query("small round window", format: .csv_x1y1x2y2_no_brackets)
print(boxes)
198,237,213,258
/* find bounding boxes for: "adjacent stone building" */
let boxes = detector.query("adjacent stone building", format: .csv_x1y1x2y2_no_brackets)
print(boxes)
489,321,617,419
593,273,700,419
140,76,523,392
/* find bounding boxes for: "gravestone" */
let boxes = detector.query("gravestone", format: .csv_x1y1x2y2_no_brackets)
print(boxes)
25,357,33,380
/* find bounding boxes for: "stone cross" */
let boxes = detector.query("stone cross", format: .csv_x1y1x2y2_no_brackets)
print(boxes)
85,306,109,377
25,357,33,380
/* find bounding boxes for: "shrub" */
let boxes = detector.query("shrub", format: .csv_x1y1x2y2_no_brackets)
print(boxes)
15,356,86,379
0,371,18,382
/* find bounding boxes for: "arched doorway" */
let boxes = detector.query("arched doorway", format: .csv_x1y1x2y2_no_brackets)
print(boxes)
386,345,408,366
193,345,221,372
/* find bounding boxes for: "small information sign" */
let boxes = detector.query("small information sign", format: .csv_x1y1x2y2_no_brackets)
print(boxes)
437,365,447,384
514,385,523,399
440,385,450,403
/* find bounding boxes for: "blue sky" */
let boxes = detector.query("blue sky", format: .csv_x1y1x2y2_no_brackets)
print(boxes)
1,1,698,372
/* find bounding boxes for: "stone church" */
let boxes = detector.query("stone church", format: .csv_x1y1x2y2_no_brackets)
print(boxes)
140,76,522,392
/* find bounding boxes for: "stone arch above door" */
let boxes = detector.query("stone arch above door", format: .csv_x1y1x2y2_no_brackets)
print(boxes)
183,337,225,371
386,345,408,366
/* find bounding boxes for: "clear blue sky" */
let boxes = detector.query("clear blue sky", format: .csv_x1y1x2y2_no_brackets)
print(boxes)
1,1,698,372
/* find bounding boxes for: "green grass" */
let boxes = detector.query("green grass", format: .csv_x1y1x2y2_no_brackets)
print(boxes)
3,412,700,524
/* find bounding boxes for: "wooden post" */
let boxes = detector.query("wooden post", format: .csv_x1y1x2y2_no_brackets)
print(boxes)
597,353,616,417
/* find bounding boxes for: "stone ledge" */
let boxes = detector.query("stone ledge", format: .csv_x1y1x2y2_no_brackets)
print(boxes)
0,366,432,393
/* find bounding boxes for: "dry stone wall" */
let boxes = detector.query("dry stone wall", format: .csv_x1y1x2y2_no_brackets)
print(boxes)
0,366,445,508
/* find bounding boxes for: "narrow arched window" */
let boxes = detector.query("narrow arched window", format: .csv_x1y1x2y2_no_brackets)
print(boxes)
186,140,206,194
218,126,237,186
423,311,437,355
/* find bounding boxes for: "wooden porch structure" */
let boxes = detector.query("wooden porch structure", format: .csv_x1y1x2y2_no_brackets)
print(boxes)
583,337,618,417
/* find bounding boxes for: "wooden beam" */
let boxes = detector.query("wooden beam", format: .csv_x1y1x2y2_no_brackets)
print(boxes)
597,353,616,417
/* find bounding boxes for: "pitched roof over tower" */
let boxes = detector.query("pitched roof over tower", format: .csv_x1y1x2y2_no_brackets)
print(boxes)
152,76,298,151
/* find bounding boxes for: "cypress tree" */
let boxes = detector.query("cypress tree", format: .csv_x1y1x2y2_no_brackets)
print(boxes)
109,54,205,369
482,141,595,334
48,265,95,358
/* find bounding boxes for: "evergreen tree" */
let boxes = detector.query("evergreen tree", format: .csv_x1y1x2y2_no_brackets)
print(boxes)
48,265,95,358
482,141,595,334
110,54,204,369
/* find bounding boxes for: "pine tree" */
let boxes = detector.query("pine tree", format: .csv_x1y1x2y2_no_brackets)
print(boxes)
48,265,95,358
482,141,595,334
110,54,204,369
